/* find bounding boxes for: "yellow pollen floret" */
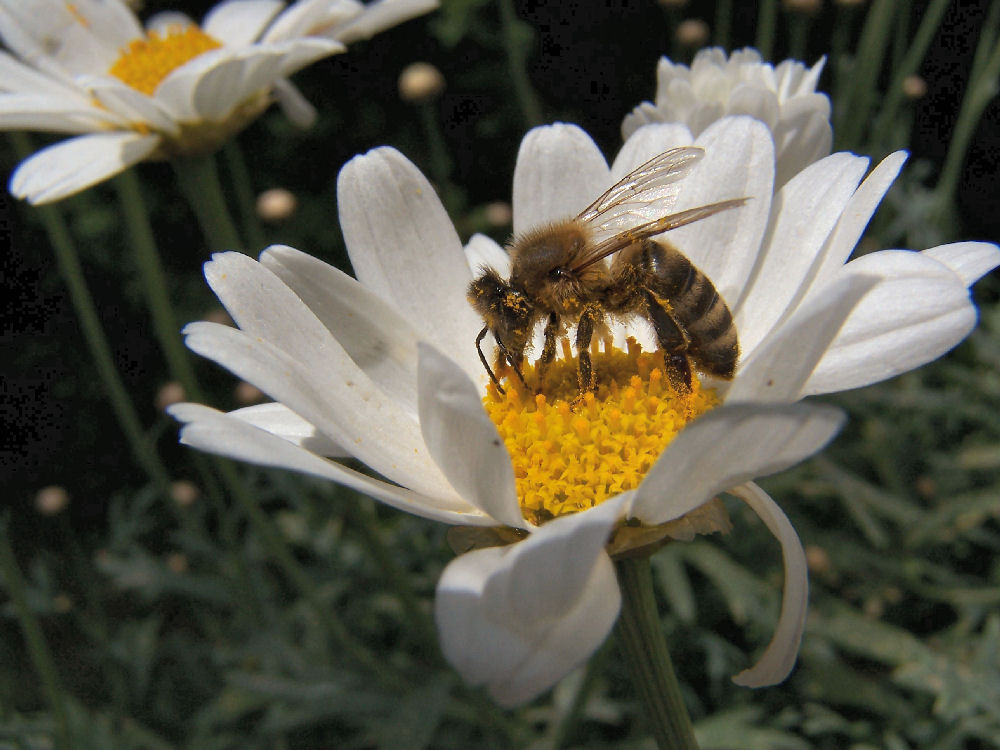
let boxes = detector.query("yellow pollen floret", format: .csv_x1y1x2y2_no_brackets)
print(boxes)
484,339,719,526
109,26,222,95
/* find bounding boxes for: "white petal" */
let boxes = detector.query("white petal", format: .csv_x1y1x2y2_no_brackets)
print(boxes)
203,0,285,46
169,402,490,525
611,122,695,179
0,0,139,76
773,109,832,186
184,47,280,122
631,403,844,525
464,233,509,277
80,76,181,136
728,274,878,403
337,146,485,380
76,0,143,42
511,123,610,235
804,151,907,296
667,116,774,307
153,47,233,120
272,37,345,77
157,40,340,123
735,152,870,355
922,241,1000,287
194,253,453,498
729,483,808,687
620,101,661,141
145,11,194,35
9,131,160,205
331,0,439,44
260,0,360,42
417,344,524,529
228,402,347,456
0,50,89,98
803,250,979,395
726,83,779,128
272,78,317,128
435,495,626,707
260,244,421,417
0,93,117,132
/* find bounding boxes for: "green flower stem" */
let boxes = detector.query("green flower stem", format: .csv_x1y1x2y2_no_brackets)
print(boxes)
834,0,897,150
755,0,778,61
614,556,699,750
8,135,172,497
870,0,951,150
114,170,205,402
787,10,811,63
0,518,72,750
222,141,267,251
664,5,685,62
417,100,462,216
713,0,733,51
934,1,1000,211
499,0,543,128
173,153,244,252
830,2,858,107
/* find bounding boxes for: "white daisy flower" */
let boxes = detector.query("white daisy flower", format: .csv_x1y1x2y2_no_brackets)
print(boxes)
169,116,998,707
623,47,832,186
0,0,437,204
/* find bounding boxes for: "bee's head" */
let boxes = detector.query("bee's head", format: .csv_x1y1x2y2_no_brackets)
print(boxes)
468,267,535,357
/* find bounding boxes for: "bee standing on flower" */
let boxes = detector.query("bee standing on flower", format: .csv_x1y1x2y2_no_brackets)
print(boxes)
467,148,746,397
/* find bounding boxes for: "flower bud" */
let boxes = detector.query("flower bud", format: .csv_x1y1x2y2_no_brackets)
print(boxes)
783,0,822,14
399,62,446,103
902,74,927,99
171,480,200,507
35,485,69,516
234,381,265,405
166,552,189,574
256,187,297,222
156,382,186,412
485,201,513,227
675,19,710,48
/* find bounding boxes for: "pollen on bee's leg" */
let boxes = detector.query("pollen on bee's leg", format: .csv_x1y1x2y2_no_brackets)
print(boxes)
482,337,719,524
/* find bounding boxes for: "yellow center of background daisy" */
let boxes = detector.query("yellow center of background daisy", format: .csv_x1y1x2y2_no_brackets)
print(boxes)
484,339,718,526
109,26,222,95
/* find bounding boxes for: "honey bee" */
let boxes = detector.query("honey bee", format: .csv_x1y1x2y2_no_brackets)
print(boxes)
467,147,746,395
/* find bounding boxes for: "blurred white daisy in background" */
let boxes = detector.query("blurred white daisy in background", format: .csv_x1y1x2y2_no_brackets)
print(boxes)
0,0,437,204
169,117,998,706
623,48,832,186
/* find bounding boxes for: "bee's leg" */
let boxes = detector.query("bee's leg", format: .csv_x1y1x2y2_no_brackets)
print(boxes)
575,305,602,393
642,291,692,392
476,326,506,393
497,341,529,389
536,313,559,391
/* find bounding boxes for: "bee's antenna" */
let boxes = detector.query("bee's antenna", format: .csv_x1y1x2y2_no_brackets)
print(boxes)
476,326,506,394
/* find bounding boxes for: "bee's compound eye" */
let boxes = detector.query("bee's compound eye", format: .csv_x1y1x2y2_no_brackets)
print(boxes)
548,267,572,282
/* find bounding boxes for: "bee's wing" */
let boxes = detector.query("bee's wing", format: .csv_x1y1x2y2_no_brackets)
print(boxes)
571,198,748,273
576,147,705,242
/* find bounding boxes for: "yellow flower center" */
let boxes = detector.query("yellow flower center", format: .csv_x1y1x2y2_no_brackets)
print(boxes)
108,26,222,95
484,339,719,526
